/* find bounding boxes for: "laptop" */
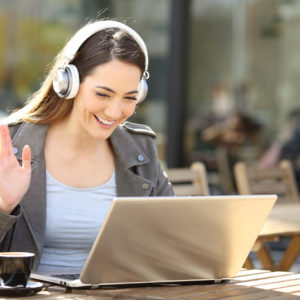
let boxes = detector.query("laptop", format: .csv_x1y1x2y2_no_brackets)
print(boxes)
31,194,277,288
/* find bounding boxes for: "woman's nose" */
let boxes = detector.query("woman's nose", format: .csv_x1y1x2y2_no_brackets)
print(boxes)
104,99,122,119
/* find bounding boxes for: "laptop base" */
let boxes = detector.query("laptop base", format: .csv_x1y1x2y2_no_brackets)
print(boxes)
31,272,229,289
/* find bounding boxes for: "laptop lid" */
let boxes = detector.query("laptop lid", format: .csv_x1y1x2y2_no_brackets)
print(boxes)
77,194,276,285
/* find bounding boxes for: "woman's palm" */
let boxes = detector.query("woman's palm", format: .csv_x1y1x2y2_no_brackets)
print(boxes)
0,125,31,214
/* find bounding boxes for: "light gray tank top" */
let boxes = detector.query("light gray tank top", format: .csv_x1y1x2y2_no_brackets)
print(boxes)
37,170,116,273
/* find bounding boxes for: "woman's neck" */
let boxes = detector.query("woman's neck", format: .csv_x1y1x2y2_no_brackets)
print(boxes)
45,116,115,188
47,116,108,155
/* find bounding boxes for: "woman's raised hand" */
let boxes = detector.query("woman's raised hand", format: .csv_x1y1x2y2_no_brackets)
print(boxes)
0,124,31,214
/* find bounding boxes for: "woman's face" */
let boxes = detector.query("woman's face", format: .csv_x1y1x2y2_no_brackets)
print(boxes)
70,59,141,140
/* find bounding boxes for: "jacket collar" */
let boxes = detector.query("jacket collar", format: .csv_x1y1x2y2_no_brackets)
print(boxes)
12,122,149,169
12,122,48,162
110,125,149,169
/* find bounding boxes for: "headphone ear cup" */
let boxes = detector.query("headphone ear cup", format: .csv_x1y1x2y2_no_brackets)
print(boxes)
53,64,80,99
137,77,148,103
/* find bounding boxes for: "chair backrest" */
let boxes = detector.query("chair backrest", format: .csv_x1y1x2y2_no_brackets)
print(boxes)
166,162,209,196
234,159,299,203
215,147,236,194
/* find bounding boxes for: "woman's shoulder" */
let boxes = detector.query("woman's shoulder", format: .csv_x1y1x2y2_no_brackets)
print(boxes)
3,121,48,143
2,120,23,137
121,121,156,138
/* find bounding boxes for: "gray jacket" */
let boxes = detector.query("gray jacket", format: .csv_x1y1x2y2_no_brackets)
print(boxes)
0,121,174,269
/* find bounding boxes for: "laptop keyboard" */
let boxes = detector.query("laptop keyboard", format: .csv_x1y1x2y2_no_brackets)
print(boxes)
51,274,80,280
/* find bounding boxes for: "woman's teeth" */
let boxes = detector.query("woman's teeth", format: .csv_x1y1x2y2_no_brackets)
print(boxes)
95,115,114,125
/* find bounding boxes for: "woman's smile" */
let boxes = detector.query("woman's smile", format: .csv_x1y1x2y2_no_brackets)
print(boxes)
94,115,116,128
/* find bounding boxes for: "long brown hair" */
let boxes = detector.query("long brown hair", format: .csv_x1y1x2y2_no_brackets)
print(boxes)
5,22,146,125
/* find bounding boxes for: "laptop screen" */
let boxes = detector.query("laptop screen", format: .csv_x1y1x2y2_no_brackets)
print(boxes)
79,195,277,285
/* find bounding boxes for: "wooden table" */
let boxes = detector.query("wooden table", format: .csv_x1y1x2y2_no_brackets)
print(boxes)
22,269,300,299
251,203,300,271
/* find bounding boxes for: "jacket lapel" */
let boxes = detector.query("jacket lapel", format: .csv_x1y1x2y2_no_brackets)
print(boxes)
110,126,154,197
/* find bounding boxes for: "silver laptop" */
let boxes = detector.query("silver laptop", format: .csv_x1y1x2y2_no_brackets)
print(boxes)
31,194,277,288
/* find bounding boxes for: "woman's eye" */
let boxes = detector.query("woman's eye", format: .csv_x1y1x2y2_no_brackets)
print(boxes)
96,92,110,98
124,96,137,101
95,92,136,101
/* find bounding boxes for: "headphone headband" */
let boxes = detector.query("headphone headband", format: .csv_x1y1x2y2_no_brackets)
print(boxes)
62,20,149,73
53,20,149,101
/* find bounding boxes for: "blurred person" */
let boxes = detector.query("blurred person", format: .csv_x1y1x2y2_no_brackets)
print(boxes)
258,109,300,187
201,112,262,194
0,20,174,272
211,83,234,121
201,112,262,146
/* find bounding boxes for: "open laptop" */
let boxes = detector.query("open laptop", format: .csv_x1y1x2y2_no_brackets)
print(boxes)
31,194,277,288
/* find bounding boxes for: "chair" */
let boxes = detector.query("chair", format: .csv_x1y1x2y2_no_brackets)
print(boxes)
166,162,209,196
234,159,299,204
215,146,236,194
233,159,300,270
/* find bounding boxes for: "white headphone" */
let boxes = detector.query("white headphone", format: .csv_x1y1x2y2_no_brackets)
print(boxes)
52,20,149,102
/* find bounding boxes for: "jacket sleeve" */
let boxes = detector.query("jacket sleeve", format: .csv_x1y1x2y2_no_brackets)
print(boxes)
152,159,175,196
0,124,23,245
0,205,22,243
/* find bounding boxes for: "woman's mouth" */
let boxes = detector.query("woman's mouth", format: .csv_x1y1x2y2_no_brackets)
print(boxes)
94,115,116,128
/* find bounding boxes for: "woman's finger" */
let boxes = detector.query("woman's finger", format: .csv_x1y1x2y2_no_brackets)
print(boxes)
0,125,13,157
22,145,31,171
4,125,13,156
0,125,8,159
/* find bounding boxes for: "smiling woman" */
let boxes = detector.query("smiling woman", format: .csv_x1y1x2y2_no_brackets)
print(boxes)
0,20,174,273
70,60,140,140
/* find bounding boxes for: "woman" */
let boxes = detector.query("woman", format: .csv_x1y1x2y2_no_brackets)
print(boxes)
0,20,174,272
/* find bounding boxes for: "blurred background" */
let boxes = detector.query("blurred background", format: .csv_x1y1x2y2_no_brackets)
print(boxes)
1,0,300,194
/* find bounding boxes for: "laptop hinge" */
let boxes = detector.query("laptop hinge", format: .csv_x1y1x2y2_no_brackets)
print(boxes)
90,284,100,289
